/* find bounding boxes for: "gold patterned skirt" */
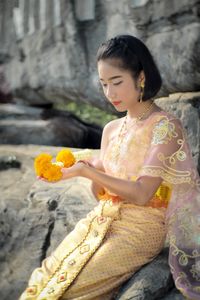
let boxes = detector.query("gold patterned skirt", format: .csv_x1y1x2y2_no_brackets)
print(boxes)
19,200,166,300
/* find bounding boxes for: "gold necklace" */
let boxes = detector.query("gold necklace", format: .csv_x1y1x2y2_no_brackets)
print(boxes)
113,101,154,162
119,101,154,139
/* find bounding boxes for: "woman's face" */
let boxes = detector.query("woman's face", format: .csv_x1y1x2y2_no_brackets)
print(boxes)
98,59,141,112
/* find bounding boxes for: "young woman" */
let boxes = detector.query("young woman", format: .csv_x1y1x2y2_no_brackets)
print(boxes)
19,35,200,300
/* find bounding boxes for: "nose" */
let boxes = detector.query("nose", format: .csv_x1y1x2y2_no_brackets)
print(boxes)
106,85,116,99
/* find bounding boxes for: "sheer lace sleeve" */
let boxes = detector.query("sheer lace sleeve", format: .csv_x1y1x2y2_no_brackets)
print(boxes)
139,114,200,299
139,115,196,189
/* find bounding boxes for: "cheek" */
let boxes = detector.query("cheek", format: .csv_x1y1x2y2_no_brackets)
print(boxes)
124,81,138,96
129,79,138,91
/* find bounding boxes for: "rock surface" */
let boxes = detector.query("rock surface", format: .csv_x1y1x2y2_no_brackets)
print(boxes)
0,145,98,300
116,248,174,300
0,145,185,300
0,104,102,148
0,155,21,170
0,0,200,109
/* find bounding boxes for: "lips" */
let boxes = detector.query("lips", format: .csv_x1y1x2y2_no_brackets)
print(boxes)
112,101,122,106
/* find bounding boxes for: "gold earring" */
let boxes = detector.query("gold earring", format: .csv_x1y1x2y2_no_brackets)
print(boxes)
140,82,145,103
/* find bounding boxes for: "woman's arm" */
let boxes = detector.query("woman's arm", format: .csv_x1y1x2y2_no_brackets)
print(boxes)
86,166,162,205
88,121,113,199
89,158,106,199
61,162,162,205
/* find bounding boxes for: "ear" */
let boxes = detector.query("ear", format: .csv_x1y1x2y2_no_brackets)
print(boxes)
136,71,145,89
139,71,145,84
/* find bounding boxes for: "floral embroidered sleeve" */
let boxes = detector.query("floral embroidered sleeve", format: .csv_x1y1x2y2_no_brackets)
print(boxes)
138,114,200,299
139,116,196,189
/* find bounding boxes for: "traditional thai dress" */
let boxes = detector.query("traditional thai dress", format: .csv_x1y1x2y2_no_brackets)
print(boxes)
19,111,200,300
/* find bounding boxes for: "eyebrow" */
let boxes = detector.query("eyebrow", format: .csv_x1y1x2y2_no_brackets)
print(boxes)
99,75,122,81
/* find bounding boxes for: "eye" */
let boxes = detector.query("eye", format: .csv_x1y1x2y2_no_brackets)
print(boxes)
101,83,107,88
113,81,123,86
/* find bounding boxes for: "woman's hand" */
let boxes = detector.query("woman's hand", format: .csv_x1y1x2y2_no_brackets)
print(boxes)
37,176,50,183
61,162,85,180
37,162,86,183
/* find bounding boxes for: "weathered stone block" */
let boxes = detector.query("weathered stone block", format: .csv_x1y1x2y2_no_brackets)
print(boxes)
155,92,200,171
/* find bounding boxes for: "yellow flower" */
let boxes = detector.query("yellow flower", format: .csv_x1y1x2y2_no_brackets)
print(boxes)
43,164,63,182
56,149,75,168
34,153,52,176
34,149,77,182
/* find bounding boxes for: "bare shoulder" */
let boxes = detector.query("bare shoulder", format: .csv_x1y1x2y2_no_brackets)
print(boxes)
100,117,124,159
103,117,124,137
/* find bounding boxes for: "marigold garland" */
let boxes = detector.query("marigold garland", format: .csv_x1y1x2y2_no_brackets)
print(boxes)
34,149,93,182
34,153,52,177
43,164,63,182
56,149,76,167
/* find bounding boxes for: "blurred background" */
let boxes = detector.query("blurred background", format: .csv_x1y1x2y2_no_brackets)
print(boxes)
0,0,200,162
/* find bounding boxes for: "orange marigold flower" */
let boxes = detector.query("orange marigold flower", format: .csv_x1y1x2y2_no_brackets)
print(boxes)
43,164,63,182
34,153,52,176
56,149,75,168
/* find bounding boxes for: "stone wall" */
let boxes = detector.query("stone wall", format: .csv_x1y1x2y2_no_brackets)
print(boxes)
0,0,200,109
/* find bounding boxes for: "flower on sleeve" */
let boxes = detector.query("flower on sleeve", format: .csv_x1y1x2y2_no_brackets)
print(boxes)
151,117,178,145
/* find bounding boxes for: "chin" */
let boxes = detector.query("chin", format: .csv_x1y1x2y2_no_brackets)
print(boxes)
114,107,127,113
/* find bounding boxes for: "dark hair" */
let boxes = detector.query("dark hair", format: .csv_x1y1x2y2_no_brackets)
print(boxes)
96,35,162,101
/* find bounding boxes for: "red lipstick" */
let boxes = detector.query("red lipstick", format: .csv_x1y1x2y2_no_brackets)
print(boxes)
112,101,121,106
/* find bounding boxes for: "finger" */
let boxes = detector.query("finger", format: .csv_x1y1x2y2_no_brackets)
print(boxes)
61,167,71,173
36,176,49,183
41,178,48,182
